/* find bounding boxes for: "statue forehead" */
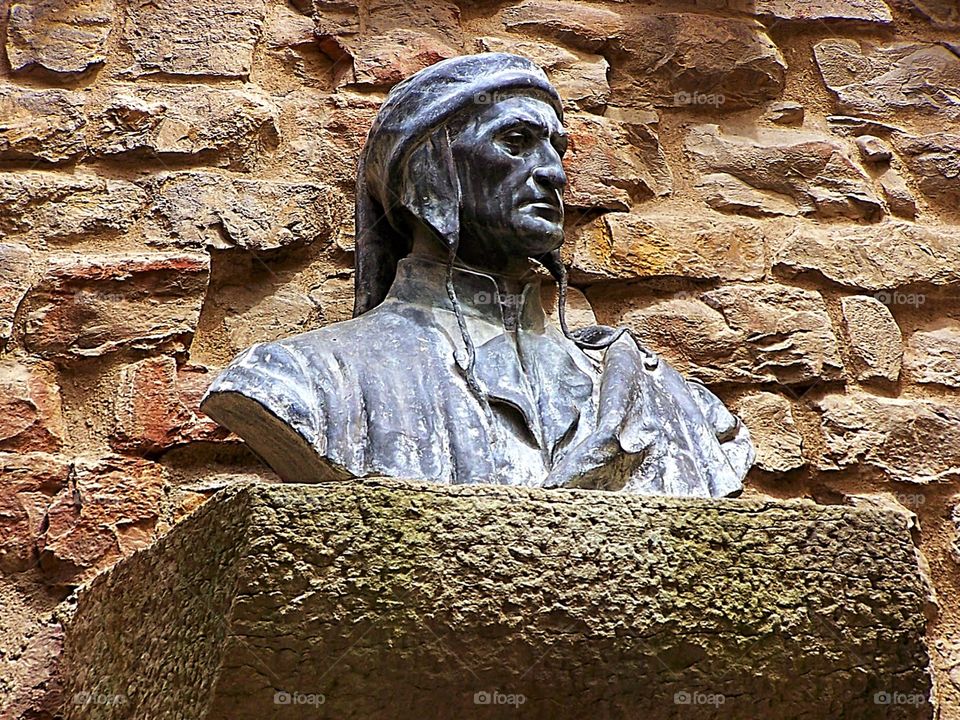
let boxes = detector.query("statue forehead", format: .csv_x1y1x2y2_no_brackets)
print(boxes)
453,95,565,136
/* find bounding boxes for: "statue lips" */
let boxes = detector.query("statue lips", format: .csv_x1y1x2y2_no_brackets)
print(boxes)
521,197,563,222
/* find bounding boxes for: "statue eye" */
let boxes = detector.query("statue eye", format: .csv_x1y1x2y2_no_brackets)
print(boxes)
499,128,532,155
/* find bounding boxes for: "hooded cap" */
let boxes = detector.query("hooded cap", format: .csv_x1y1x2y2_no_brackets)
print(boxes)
353,52,564,317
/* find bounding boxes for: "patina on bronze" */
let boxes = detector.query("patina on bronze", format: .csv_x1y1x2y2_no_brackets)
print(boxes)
201,53,755,496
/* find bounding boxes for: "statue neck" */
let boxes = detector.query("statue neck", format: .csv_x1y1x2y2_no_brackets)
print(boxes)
408,230,534,301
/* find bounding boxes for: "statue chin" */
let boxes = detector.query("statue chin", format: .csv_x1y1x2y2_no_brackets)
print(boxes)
507,216,565,257
456,222,563,268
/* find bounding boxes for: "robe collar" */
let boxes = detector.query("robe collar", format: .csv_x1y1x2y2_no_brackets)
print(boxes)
383,254,596,461
383,255,548,337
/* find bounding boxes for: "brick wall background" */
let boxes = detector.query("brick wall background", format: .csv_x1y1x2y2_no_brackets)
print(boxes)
1,0,958,715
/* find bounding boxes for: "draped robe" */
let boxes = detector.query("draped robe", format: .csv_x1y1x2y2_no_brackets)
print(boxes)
201,256,753,496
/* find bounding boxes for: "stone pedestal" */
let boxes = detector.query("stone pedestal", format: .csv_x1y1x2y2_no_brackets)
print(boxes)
62,480,935,719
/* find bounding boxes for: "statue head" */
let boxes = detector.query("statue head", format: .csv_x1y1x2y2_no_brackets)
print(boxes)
449,93,568,268
354,53,567,317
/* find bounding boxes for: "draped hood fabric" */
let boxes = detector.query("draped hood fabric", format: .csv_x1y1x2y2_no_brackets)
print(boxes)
353,52,563,317
201,257,753,497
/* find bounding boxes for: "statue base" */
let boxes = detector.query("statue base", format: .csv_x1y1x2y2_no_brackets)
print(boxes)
63,479,935,719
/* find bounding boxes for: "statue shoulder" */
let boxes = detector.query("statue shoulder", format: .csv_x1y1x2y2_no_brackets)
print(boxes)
199,307,424,455
201,340,321,442
199,306,457,481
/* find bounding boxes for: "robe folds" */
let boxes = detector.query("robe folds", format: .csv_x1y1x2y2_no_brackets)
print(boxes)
201,256,754,497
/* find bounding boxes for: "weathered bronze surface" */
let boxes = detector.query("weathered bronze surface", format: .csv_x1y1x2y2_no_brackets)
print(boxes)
201,53,755,496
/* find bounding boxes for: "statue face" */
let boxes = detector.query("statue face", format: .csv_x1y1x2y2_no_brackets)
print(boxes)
450,95,568,268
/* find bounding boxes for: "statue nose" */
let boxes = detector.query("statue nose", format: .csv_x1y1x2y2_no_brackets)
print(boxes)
533,161,566,192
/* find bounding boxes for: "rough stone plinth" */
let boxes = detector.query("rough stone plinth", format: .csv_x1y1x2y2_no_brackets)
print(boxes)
62,480,934,719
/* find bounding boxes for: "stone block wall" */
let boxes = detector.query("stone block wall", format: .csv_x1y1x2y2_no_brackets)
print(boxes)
0,0,957,716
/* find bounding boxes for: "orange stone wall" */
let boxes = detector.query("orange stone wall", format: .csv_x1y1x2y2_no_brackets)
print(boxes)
1,0,959,716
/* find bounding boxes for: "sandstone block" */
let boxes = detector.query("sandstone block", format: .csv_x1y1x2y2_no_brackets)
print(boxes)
278,92,379,188
309,274,355,325
4,623,64,720
814,40,960,120
145,171,342,251
754,0,892,23
878,170,919,219
316,0,461,88
40,455,166,585
123,0,266,78
609,285,844,386
774,223,960,291
0,172,146,245
502,0,621,52
543,284,597,331
111,357,232,455
476,36,610,112
263,2,315,50
6,0,115,75
0,452,70,573
569,211,765,283
817,392,960,484
840,295,902,382
603,107,675,194
686,124,883,221
337,29,459,88
618,14,786,111
504,6,785,110
0,87,86,163
224,284,322,350
732,393,804,472
766,101,804,125
362,0,461,48
258,5,333,93
953,502,960,566
695,173,799,217
894,133,960,213
855,134,893,163
700,284,844,384
0,358,65,454
61,480,935,719
21,253,209,360
0,243,35,347
826,115,904,137
311,0,360,37
905,0,960,27
905,324,960,388
564,114,671,210
88,85,279,171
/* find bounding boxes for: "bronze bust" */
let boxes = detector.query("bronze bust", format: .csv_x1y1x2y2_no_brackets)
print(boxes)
201,53,754,496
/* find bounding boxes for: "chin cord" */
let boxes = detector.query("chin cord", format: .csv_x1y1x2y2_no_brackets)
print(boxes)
541,250,578,344
541,250,644,355
445,242,496,434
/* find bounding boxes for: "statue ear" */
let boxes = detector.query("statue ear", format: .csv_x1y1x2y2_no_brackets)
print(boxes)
400,127,462,249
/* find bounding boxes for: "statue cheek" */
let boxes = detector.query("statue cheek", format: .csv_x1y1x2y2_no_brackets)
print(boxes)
477,144,521,171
